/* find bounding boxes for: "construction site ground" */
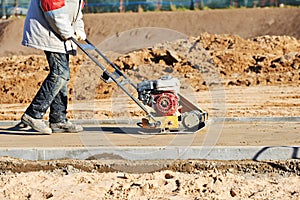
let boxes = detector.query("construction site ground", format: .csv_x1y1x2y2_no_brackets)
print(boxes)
0,8,299,199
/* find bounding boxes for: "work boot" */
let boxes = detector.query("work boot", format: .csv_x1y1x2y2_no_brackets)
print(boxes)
21,113,52,134
100,72,113,83
50,121,83,133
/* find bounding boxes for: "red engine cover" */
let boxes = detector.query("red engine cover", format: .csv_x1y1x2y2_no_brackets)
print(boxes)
153,92,179,116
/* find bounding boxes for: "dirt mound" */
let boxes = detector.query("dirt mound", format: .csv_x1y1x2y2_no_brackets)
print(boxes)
1,33,299,105
199,33,300,86
0,33,299,120
0,55,86,104
113,34,300,88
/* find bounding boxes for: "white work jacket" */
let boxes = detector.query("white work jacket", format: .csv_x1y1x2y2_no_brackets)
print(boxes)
22,0,85,54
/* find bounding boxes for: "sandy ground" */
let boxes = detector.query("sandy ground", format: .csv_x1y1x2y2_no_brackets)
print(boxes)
0,8,300,199
0,158,299,199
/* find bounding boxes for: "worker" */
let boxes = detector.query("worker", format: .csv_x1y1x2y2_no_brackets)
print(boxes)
21,0,86,134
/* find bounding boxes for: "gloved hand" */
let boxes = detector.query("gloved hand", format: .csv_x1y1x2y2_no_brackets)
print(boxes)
74,30,86,41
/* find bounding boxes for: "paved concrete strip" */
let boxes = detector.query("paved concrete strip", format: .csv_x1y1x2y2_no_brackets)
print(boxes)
1,116,299,126
0,146,298,161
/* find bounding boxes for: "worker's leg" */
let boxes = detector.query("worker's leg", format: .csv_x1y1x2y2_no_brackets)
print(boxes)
25,51,70,119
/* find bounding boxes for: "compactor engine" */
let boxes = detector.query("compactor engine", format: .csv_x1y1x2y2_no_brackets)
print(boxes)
137,76,180,117
137,76,207,132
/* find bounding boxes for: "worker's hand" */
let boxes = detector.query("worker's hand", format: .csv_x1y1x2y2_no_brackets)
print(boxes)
74,31,86,41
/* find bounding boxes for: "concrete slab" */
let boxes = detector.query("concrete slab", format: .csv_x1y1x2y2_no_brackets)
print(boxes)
0,146,298,161
0,118,299,161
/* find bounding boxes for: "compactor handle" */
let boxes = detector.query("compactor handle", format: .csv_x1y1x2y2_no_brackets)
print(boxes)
70,37,158,123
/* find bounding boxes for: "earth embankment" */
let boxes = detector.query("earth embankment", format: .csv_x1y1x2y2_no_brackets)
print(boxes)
0,8,299,56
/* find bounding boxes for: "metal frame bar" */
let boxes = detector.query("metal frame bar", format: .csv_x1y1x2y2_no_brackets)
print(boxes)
72,38,158,123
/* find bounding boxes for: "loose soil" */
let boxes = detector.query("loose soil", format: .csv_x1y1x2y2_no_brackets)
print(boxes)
0,157,299,199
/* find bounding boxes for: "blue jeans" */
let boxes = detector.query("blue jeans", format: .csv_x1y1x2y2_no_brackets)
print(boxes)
25,51,70,123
